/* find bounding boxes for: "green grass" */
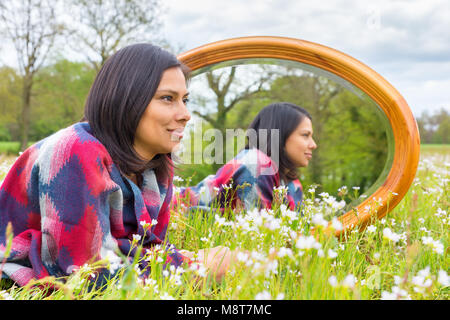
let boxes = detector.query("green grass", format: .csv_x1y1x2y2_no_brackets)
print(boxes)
0,142,21,155
421,144,450,155
0,145,449,300
0,141,35,155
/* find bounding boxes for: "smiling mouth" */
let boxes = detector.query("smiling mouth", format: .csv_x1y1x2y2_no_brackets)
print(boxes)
168,128,184,141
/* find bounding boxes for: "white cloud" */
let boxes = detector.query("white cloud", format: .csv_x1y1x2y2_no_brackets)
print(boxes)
163,0,449,116
1,0,447,116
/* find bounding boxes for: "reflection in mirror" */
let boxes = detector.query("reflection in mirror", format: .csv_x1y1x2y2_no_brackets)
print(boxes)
174,58,394,215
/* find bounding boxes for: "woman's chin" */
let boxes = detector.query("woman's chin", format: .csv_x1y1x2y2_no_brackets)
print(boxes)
168,141,182,153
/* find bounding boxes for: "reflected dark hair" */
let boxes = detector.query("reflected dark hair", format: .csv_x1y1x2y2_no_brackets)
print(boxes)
83,43,190,181
245,102,312,182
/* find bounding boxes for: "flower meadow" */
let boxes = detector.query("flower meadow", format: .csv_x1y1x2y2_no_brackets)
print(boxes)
0,148,448,301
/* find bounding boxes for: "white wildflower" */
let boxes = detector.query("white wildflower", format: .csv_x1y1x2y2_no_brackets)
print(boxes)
338,185,348,195
381,286,411,300
275,293,285,300
342,274,356,288
266,218,282,230
382,227,401,243
411,266,433,293
327,249,338,259
0,290,14,300
328,275,338,287
421,236,444,254
277,247,293,258
311,213,328,228
435,208,445,218
264,260,278,276
145,278,157,288
195,263,207,278
331,217,343,231
255,290,271,300
173,175,184,182
296,235,321,250
160,292,175,300
236,251,249,262
140,220,151,229
437,270,449,287
366,225,377,233
280,204,298,222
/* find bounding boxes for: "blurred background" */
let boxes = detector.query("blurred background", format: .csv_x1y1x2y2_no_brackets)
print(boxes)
0,0,448,199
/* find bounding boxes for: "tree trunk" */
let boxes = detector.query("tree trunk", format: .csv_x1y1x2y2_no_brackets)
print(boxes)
20,75,33,151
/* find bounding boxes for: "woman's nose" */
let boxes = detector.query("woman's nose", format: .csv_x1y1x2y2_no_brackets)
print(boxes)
177,101,191,122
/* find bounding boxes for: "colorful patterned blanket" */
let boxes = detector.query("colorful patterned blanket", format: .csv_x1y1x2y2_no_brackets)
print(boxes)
0,122,186,286
172,148,303,213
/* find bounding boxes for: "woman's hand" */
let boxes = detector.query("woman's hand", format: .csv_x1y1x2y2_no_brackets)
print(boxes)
180,246,238,282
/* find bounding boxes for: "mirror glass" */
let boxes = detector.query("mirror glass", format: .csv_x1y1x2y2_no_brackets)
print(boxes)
173,58,395,213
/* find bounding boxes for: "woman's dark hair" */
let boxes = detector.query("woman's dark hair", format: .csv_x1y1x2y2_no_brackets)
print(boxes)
83,43,190,182
245,102,312,182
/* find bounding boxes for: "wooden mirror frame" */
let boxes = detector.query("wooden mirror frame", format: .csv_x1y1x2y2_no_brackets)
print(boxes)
177,36,420,236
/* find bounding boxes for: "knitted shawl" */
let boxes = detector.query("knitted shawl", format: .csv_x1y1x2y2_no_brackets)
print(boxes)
0,122,186,286
172,148,303,212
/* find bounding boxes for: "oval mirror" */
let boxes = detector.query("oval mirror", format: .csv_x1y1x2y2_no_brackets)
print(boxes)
177,36,420,236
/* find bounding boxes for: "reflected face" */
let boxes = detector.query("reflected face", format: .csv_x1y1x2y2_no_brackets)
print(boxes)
133,67,191,160
284,117,317,168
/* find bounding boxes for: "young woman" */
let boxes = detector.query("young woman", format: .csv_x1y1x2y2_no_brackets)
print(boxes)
172,102,317,213
0,43,233,286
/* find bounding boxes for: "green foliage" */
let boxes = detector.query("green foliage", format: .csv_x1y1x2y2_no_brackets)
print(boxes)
417,108,450,144
0,142,20,155
0,148,448,300
0,67,21,141
0,60,95,142
180,70,389,199
29,59,96,141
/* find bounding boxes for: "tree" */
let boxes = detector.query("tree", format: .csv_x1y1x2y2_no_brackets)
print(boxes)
270,73,341,185
67,0,164,71
30,59,96,141
416,108,450,144
191,65,272,170
0,0,64,150
0,67,21,141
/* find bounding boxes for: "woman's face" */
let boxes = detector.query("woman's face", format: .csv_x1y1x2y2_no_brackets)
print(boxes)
284,117,317,168
133,66,191,160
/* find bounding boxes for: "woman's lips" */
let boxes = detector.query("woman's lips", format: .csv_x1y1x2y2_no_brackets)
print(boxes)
305,153,312,159
168,128,184,141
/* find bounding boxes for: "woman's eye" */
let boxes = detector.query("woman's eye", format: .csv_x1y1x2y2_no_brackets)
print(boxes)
161,95,173,102
183,97,189,104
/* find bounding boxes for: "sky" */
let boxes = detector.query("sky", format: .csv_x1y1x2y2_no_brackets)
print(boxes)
0,0,448,118
160,0,449,117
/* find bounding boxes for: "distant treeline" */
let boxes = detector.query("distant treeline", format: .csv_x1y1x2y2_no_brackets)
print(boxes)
0,59,447,200
0,61,95,142
1,60,447,144
417,108,449,144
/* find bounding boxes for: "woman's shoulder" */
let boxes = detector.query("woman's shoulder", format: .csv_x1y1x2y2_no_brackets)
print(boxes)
36,122,113,167
233,148,279,177
235,148,272,164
